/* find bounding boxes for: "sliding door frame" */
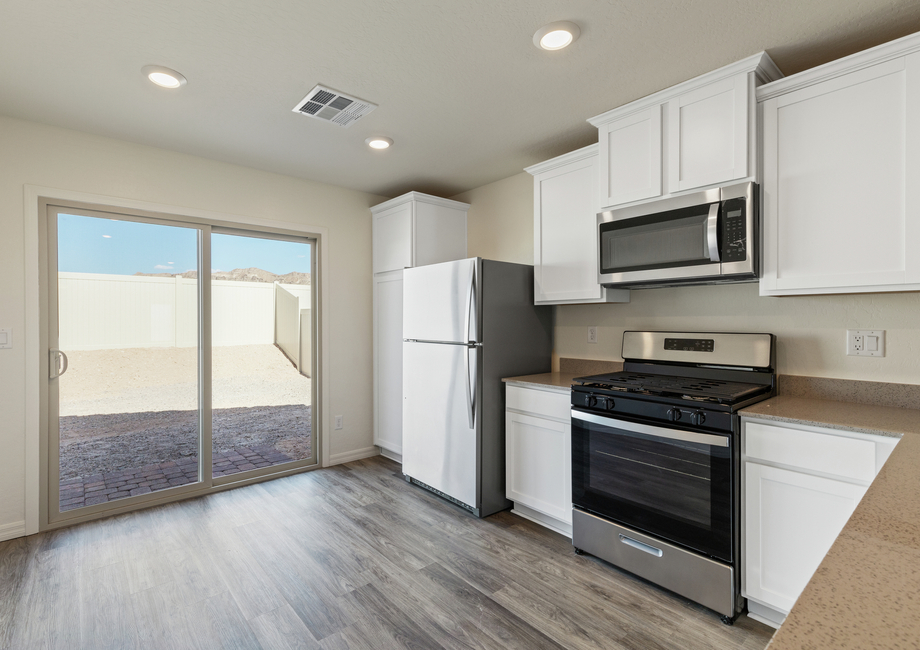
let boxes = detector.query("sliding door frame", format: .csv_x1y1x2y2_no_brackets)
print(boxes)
25,186,329,533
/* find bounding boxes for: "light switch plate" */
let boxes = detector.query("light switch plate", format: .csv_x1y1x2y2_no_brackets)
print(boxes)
0,328,10,349
847,329,885,357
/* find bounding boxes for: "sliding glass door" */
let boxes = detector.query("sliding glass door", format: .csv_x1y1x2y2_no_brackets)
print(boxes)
210,231,315,480
47,205,316,524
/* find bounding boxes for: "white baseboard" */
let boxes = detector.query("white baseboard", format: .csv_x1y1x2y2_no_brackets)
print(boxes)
328,446,379,466
0,520,27,542
511,504,573,538
378,447,402,464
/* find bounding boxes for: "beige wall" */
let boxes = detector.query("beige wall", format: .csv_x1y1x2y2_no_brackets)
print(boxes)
451,172,534,265
460,170,920,384
0,115,385,533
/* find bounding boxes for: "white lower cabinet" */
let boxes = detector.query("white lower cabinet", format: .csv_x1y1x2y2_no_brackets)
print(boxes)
742,417,898,627
505,385,572,536
373,270,404,457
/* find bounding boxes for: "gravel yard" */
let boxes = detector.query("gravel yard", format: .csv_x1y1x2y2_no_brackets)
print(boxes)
58,344,312,480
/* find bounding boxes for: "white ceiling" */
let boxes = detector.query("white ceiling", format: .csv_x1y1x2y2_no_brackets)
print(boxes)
2,0,919,198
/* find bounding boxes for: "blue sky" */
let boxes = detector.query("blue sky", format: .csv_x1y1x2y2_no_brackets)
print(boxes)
57,214,311,275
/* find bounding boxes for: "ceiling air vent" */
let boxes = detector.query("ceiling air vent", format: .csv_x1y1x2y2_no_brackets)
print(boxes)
292,85,377,128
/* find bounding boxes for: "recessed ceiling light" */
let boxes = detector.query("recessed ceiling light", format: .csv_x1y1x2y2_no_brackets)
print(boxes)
366,136,393,150
533,21,581,51
142,65,187,89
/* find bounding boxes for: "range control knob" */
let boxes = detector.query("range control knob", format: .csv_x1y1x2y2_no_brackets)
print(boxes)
605,398,616,411
690,410,707,426
667,408,682,422
587,395,598,408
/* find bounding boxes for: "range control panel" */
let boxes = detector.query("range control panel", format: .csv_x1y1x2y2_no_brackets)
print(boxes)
664,338,714,352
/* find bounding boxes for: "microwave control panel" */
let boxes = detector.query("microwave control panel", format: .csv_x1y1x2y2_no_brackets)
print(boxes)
721,197,747,263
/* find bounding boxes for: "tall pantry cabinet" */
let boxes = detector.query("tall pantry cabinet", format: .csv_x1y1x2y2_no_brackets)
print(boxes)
371,192,469,460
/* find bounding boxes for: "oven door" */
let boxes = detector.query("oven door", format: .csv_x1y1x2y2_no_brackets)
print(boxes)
572,409,733,562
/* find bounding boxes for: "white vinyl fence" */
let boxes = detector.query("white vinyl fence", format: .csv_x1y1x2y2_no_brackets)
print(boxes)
274,284,312,378
59,273,312,375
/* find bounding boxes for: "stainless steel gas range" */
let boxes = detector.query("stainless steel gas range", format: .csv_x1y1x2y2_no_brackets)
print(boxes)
570,331,776,624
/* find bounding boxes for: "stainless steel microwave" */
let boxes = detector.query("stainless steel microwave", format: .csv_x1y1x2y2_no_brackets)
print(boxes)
598,182,758,288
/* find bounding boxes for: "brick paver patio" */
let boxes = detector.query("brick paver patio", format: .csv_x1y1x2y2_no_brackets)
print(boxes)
58,444,296,512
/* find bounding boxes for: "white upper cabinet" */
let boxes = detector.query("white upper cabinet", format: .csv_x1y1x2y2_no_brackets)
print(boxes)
371,192,469,275
597,106,662,207
668,73,749,193
526,145,630,305
589,53,781,211
758,34,920,295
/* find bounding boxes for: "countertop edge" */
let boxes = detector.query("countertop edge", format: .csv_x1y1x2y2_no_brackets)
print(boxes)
739,396,920,439
739,410,905,439
502,373,581,393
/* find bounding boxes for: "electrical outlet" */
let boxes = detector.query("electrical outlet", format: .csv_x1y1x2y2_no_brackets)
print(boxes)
587,326,598,344
334,415,344,430
847,330,885,357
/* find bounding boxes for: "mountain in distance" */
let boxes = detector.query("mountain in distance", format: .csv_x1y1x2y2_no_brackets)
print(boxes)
135,267,311,285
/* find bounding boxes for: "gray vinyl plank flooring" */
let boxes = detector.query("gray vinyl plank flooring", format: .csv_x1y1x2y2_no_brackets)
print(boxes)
0,456,775,649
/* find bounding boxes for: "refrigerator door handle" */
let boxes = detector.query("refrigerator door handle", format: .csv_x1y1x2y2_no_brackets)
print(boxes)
465,344,474,429
464,264,476,429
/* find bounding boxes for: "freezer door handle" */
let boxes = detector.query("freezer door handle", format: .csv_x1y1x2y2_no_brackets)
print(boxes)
463,261,475,346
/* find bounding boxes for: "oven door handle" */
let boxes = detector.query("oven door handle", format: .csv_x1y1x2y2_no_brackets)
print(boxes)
571,410,729,447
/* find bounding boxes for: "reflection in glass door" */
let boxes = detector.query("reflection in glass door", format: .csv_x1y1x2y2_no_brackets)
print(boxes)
51,210,203,514
210,232,315,478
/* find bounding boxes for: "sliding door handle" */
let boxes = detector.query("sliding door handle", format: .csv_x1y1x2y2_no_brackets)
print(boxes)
49,349,69,379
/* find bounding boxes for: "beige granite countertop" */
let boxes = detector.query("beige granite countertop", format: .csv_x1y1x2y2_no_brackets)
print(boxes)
502,372,581,393
741,396,920,650
765,427,920,649
740,395,920,439
502,358,623,394
501,372,920,648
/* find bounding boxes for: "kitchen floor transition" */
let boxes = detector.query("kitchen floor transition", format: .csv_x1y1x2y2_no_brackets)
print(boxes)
0,456,773,649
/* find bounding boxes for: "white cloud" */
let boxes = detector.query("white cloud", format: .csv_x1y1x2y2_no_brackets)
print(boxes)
154,264,174,270
102,235,112,238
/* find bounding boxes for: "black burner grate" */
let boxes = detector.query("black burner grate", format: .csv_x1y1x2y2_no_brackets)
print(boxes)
577,372,767,404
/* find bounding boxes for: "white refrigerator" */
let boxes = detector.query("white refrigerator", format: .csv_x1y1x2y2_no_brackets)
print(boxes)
402,258,552,517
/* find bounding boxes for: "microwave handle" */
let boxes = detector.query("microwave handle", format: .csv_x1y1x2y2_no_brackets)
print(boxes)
707,203,720,262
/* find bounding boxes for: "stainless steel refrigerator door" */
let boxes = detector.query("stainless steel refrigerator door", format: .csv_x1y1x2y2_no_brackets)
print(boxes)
402,340,479,509
403,258,479,344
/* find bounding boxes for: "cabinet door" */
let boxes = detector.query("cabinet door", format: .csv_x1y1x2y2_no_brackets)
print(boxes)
505,411,572,524
533,154,605,303
413,202,468,268
744,462,867,613
668,72,749,193
761,54,920,294
373,271,403,454
598,106,662,208
373,204,413,274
